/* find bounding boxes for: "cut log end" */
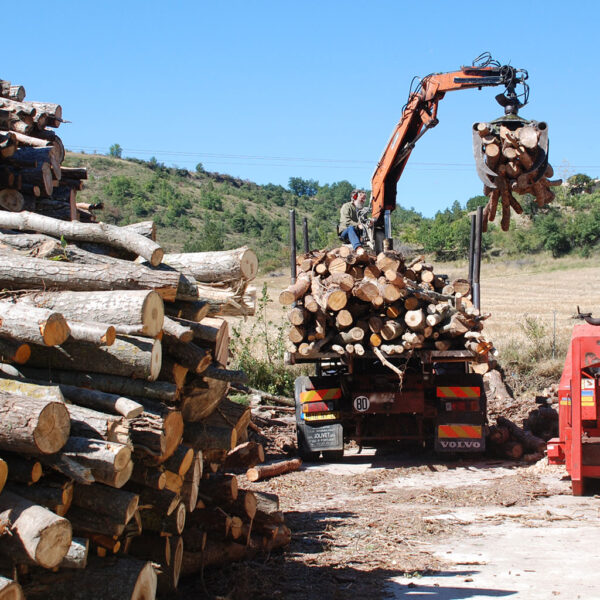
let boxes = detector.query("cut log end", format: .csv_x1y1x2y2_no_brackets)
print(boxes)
150,247,164,267
41,313,70,346
35,515,73,568
34,401,71,454
141,290,165,337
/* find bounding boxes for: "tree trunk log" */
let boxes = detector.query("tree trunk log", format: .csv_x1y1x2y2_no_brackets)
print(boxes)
180,376,229,422
130,403,183,464
224,441,265,471
10,366,177,403
26,335,162,381
181,449,202,512
73,483,138,525
0,490,72,568
58,384,143,419
279,275,311,305
130,463,166,491
163,444,194,478
0,253,180,300
60,437,132,487
162,334,211,374
21,556,157,600
5,480,73,517
0,211,163,266
16,290,164,337
496,416,547,453
0,392,69,455
163,246,258,283
67,404,129,446
0,337,30,364
139,502,186,536
246,458,302,482
2,453,42,484
197,474,238,504
0,301,69,346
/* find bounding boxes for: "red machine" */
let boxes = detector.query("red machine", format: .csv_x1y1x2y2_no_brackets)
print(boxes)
547,318,600,495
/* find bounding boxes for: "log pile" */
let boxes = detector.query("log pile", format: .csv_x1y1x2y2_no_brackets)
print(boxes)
0,211,285,597
282,247,494,370
0,78,92,221
473,119,562,231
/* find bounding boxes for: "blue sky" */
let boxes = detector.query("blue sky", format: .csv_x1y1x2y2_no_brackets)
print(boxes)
6,1,599,216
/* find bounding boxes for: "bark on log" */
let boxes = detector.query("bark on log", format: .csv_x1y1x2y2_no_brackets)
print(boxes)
162,316,193,343
279,275,311,305
59,537,89,570
183,423,237,453
180,376,229,422
224,441,265,471
2,454,42,484
8,366,177,403
60,437,132,488
67,404,129,446
0,392,69,455
130,402,183,464
197,474,238,504
0,337,29,365
139,502,186,536
66,506,126,537
65,320,115,346
130,463,166,490
5,480,73,517
181,449,202,512
0,253,180,300
127,534,170,566
0,490,72,568
58,384,144,419
162,334,211,374
163,444,194,478
162,246,258,283
26,335,162,381
21,556,157,600
73,483,138,524
0,211,164,266
496,416,547,453
246,458,302,482
0,377,65,403
182,540,249,574
0,301,70,346
154,534,183,596
164,300,210,323
39,454,94,485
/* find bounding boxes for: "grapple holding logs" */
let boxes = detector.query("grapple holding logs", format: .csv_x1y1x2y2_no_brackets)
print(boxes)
473,116,561,231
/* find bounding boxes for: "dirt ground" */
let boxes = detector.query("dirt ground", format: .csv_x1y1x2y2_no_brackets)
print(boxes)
181,442,600,599
179,258,600,599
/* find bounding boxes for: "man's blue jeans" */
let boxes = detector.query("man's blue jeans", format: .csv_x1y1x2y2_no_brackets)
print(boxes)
340,226,361,249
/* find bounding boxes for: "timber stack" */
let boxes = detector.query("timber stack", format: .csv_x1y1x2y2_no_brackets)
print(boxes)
473,120,562,231
0,209,287,598
0,78,92,221
281,246,494,372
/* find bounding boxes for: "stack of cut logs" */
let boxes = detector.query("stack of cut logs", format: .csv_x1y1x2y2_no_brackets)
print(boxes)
281,247,493,370
0,210,290,598
0,78,92,221
487,416,547,462
474,119,562,231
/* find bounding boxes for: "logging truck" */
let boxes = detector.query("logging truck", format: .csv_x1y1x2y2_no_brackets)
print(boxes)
286,54,555,460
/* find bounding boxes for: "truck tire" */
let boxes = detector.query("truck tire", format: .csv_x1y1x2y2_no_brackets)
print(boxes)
295,376,320,462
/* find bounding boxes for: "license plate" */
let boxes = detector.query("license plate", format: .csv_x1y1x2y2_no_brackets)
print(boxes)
303,411,340,422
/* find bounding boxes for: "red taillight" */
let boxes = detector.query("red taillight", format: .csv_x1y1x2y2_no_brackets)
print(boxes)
303,401,335,414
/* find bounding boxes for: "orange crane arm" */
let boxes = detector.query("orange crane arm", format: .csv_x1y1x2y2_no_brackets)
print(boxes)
370,62,526,225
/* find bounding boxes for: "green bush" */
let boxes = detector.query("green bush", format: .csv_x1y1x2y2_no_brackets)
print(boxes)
230,283,303,396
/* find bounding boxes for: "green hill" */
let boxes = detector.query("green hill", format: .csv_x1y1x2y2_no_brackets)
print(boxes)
63,152,600,269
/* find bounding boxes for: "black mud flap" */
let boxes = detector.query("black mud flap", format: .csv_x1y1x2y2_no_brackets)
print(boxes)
297,421,343,453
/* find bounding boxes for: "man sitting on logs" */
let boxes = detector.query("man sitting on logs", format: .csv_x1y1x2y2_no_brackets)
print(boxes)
338,189,369,255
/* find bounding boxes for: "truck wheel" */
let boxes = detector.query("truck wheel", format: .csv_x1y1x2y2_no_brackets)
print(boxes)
295,377,320,462
322,449,344,462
